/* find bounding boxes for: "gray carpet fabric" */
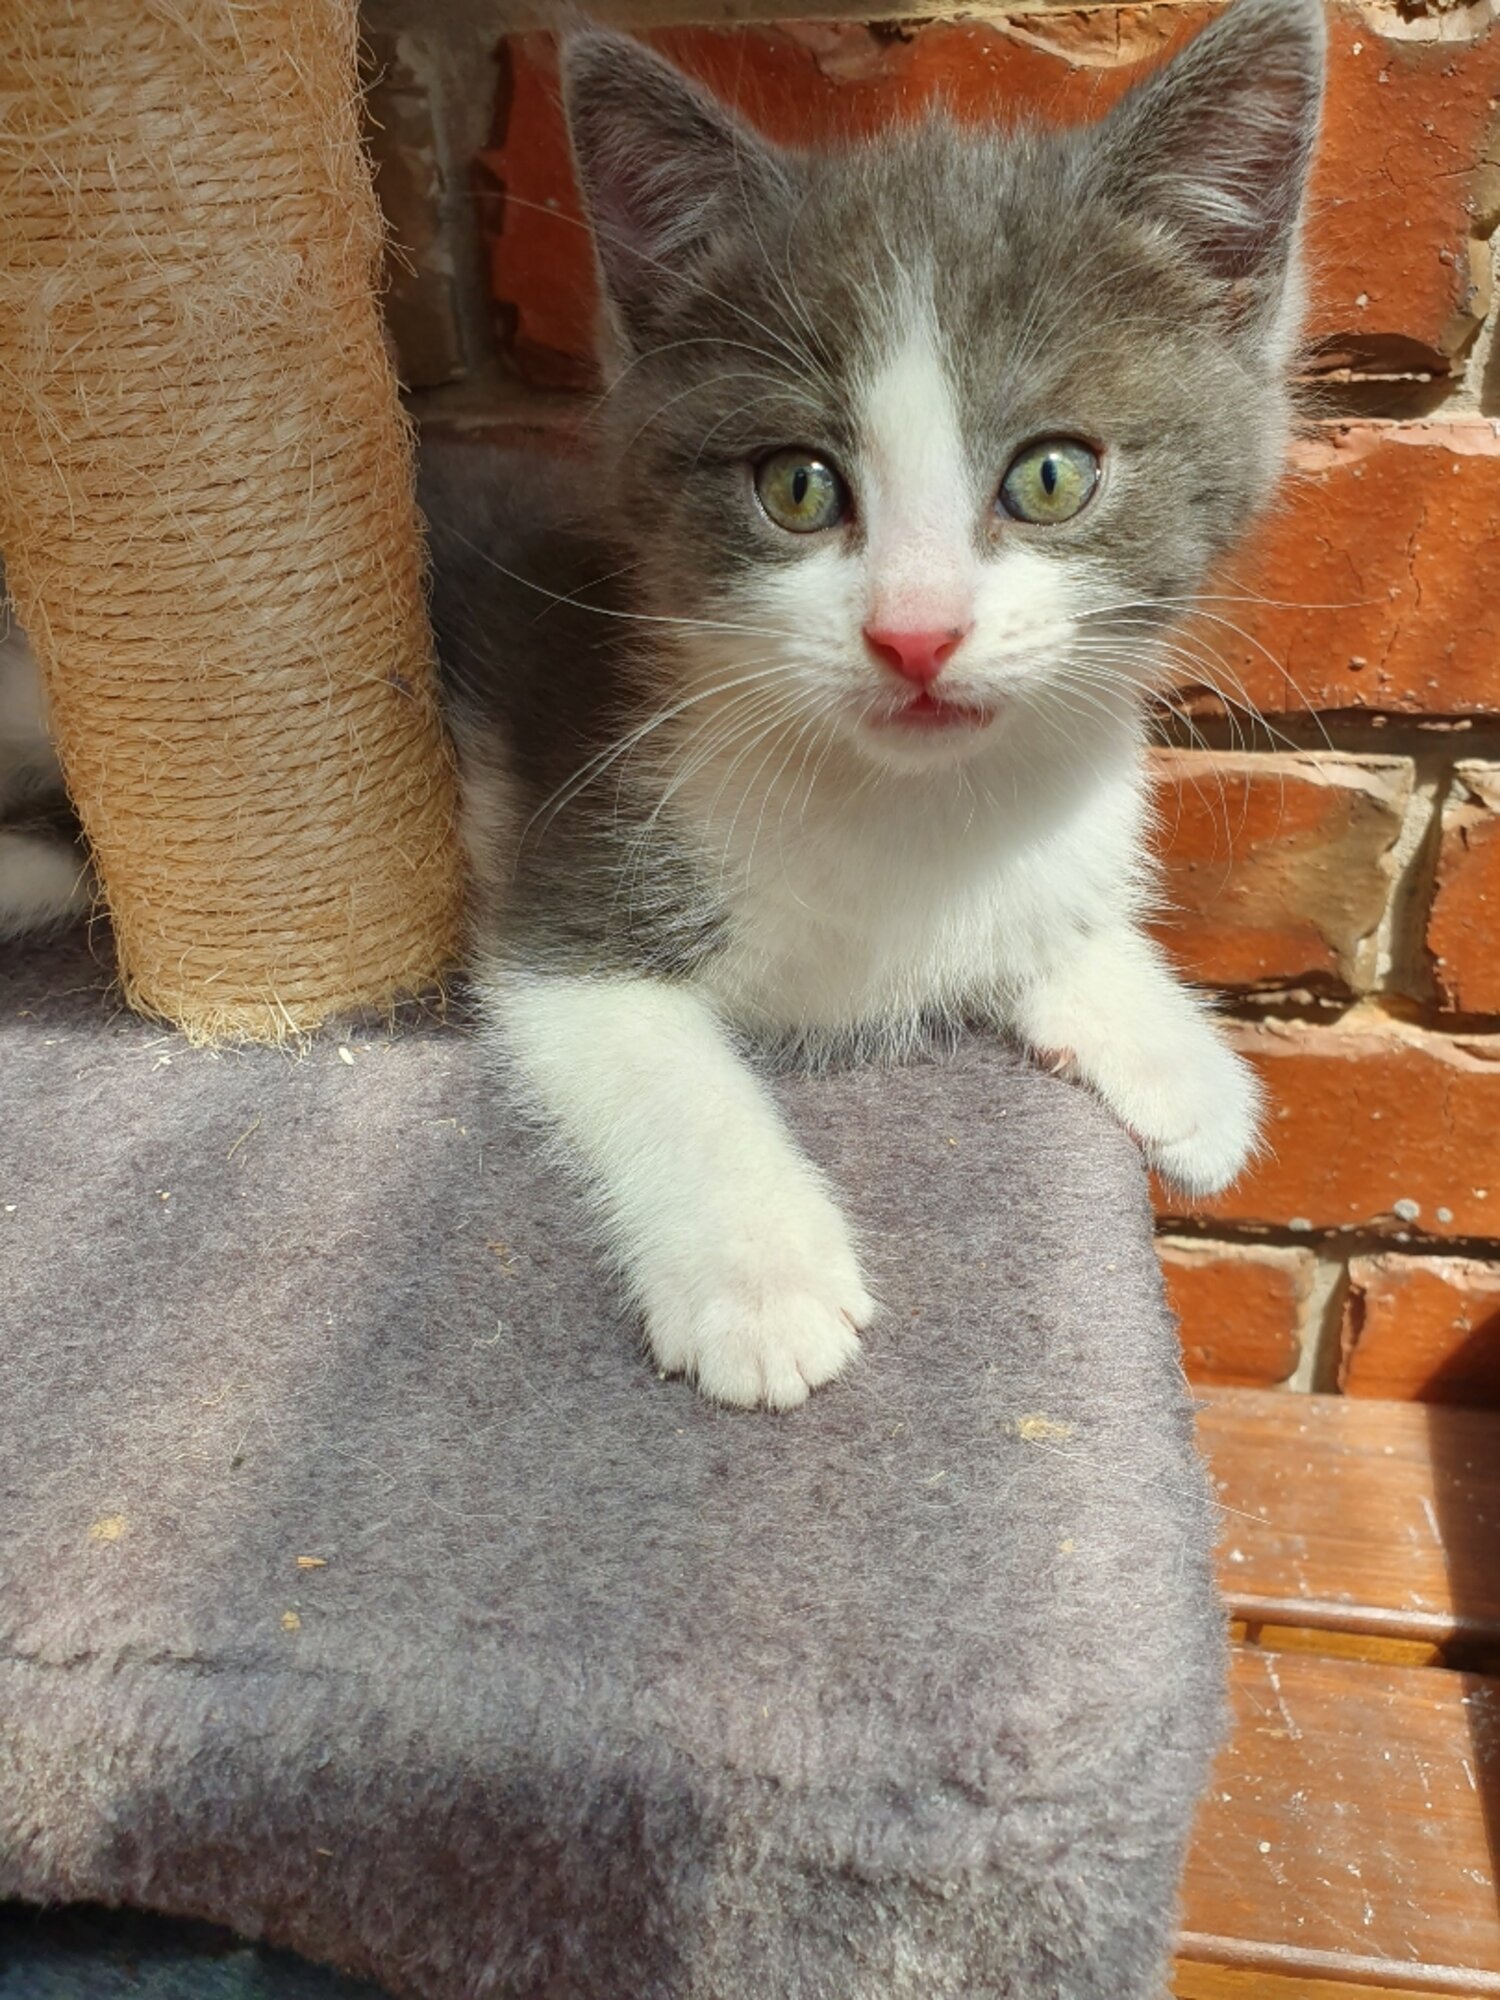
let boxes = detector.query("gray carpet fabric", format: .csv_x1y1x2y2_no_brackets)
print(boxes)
0,933,1224,2000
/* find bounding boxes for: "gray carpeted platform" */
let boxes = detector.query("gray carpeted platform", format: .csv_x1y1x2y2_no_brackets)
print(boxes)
1,930,1224,2000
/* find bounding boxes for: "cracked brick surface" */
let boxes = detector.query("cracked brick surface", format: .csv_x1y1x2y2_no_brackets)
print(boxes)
1341,1252,1500,1403
1158,1018,1500,1237
1428,762,1500,1013
1157,1239,1315,1387
1149,750,1411,992
1187,422,1500,717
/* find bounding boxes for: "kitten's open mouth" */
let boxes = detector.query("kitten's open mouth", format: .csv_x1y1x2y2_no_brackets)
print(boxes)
873,689,995,733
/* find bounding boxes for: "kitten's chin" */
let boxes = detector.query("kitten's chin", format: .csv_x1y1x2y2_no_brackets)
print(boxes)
853,688,1004,771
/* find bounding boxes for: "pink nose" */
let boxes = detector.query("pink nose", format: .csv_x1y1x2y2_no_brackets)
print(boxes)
863,624,970,686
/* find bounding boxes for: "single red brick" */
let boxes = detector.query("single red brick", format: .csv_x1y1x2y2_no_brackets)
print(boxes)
1157,1237,1313,1387
480,7,1500,385
1149,750,1409,993
1429,762,1500,1015
1186,421,1500,717
1341,1252,1500,1404
1155,1016,1500,1237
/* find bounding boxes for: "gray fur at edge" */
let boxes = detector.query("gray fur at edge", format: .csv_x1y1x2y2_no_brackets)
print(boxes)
0,934,1224,1999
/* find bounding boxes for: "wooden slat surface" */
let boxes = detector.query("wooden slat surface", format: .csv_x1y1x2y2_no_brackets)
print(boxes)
1175,1964,1487,2000
1198,1391,1500,1646
1180,1647,1500,1992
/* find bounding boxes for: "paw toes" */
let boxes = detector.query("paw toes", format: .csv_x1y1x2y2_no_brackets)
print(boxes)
648,1292,864,1410
759,1356,815,1411
700,1346,788,1409
845,1284,877,1331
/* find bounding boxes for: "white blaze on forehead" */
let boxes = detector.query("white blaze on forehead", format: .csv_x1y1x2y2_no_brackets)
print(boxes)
856,310,976,634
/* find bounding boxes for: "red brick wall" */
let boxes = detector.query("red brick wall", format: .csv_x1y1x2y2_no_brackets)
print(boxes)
375,0,1500,1407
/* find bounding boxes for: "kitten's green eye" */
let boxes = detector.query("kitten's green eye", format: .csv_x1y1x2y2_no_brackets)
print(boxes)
755,449,847,534
998,438,1100,525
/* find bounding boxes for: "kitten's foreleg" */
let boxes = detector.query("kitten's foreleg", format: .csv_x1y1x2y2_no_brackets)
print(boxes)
0,827,90,938
1012,925,1261,1197
486,970,872,1407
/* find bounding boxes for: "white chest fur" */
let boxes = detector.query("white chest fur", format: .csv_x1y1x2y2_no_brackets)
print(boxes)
687,708,1150,1040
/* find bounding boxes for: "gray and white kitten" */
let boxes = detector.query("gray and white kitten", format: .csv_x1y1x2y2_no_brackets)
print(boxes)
427,0,1324,1408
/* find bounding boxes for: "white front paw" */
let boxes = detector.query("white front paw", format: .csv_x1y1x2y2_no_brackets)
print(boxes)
643,1198,873,1410
1106,1029,1262,1198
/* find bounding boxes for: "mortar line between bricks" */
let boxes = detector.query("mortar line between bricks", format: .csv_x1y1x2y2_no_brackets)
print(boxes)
1156,715,1500,758
1216,992,1500,1034
1155,1221,1500,1261
1295,1252,1348,1393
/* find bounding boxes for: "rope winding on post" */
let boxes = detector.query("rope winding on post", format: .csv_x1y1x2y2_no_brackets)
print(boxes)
0,0,463,1037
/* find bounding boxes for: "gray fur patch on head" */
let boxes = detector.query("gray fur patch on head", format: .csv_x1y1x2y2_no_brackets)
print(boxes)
561,0,1324,624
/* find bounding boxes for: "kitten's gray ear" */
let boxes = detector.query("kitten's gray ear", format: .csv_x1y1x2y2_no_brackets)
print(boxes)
561,30,792,352
1094,0,1325,358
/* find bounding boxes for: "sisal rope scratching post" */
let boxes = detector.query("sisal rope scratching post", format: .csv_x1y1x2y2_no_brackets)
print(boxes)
0,0,462,1039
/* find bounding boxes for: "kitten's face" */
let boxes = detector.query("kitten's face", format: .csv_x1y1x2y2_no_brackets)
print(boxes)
565,0,1324,774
